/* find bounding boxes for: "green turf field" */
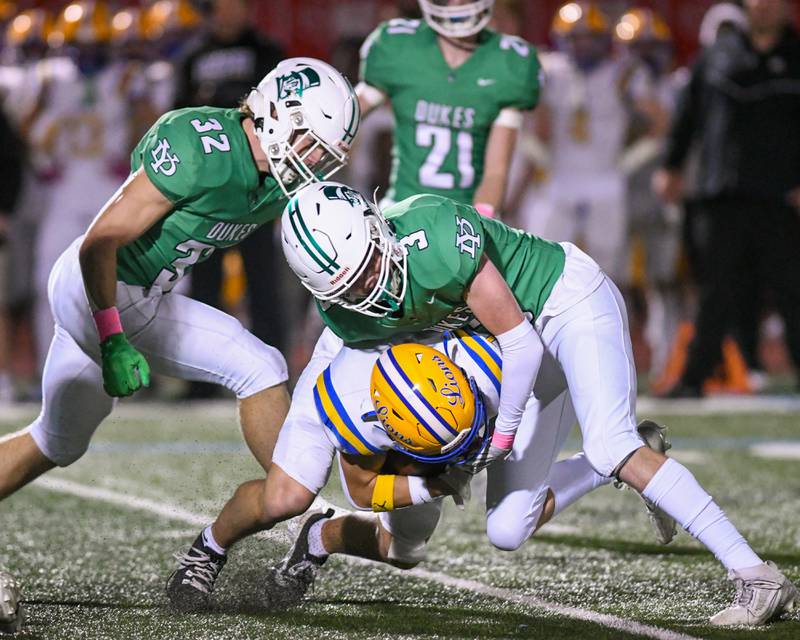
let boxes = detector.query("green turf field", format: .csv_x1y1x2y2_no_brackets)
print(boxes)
1,401,798,639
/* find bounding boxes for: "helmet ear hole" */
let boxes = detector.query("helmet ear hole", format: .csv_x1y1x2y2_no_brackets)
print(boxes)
269,101,277,119
426,378,438,393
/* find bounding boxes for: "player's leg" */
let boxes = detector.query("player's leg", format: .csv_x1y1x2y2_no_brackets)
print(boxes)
551,273,797,625
265,502,443,609
126,288,290,472
485,366,610,551
167,332,341,610
0,325,114,499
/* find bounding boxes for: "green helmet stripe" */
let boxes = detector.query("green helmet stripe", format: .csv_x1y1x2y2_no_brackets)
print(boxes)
343,81,359,145
289,200,340,275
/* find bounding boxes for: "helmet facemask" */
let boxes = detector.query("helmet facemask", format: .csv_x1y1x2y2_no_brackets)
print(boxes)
334,206,407,318
261,106,351,198
418,0,494,39
247,59,360,198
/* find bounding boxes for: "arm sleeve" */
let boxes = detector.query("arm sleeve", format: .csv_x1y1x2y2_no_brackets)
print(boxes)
493,319,544,438
664,56,704,170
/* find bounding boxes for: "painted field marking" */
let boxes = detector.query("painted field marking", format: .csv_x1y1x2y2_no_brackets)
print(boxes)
32,476,701,640
749,441,800,460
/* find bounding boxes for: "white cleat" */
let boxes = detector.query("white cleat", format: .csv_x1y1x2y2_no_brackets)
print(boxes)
710,561,798,626
0,568,23,635
637,420,677,545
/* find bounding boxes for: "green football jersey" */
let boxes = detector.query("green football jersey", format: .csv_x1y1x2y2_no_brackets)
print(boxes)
117,107,285,290
359,19,542,204
317,195,566,348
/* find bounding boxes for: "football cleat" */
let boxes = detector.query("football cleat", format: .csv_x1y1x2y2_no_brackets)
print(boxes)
0,568,23,635
710,561,798,626
166,532,226,612
637,420,678,545
264,508,334,610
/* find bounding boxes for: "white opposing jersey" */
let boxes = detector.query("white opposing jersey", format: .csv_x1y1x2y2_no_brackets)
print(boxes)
541,52,652,176
27,56,133,206
315,330,502,456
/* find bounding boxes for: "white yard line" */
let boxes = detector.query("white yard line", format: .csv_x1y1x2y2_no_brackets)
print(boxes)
3,393,800,425
33,476,700,640
749,441,800,460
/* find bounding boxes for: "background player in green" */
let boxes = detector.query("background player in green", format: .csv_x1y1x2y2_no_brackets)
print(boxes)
0,59,359,542
356,0,541,217
278,180,797,626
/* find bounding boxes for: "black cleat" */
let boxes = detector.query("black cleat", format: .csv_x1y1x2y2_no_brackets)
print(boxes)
264,508,334,609
0,568,23,634
166,532,227,612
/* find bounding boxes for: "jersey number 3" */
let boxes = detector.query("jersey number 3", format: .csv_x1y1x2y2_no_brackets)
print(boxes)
416,125,474,190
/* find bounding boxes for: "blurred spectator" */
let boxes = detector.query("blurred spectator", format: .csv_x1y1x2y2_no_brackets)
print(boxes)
517,1,666,286
173,0,284,398
0,106,23,401
655,0,800,397
614,7,688,386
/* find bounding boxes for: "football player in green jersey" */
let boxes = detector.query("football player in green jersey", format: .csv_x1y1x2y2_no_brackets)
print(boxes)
356,0,541,216
276,181,798,626
0,59,359,519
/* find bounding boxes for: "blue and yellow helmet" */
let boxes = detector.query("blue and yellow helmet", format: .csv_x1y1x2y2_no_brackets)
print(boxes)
370,343,489,464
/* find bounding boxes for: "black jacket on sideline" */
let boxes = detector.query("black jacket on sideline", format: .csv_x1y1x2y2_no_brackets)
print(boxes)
174,28,284,109
665,25,800,202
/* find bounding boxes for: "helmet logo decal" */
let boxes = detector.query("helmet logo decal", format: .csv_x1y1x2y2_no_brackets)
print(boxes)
322,184,365,207
149,138,181,176
276,67,321,99
431,354,465,407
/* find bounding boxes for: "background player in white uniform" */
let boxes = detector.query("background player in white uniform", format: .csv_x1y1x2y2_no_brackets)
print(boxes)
518,1,666,285
28,2,136,374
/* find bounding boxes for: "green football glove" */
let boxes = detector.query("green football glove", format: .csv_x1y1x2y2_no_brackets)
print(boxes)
100,333,151,397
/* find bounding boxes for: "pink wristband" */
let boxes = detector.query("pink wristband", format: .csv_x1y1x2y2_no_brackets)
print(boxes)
474,202,496,219
93,307,123,342
491,431,515,450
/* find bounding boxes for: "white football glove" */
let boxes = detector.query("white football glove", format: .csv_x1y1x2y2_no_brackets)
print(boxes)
438,467,472,510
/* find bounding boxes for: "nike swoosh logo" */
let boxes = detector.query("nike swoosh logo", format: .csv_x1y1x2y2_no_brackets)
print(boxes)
477,78,496,86
427,293,437,304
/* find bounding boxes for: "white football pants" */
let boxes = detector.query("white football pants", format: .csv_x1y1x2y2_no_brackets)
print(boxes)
27,238,288,466
486,252,643,549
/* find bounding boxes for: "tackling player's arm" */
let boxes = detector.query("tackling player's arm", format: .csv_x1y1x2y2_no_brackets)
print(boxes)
339,453,456,512
464,255,544,468
79,168,174,397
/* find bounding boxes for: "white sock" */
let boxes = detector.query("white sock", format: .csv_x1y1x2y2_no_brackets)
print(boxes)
202,525,227,556
642,458,762,571
549,453,611,517
307,519,329,559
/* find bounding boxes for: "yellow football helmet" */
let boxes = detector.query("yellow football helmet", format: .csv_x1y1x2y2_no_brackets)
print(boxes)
50,1,112,46
6,8,53,47
551,1,610,37
370,343,489,463
143,0,202,41
614,8,671,44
